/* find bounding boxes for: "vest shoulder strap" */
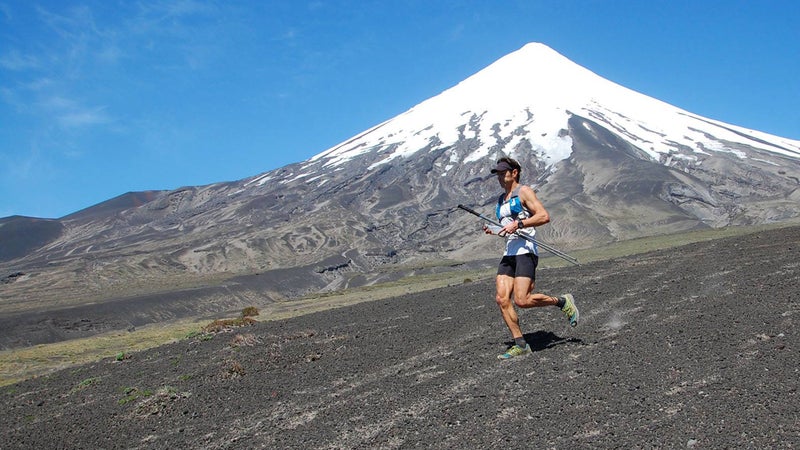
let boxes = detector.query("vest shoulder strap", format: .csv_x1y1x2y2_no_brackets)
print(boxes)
498,186,522,205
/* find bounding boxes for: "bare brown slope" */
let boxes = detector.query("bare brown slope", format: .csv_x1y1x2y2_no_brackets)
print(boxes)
1,226,797,448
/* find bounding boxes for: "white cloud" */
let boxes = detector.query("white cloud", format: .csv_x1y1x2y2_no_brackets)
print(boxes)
57,107,111,129
31,94,110,130
160,0,217,17
39,94,76,111
0,49,41,70
35,3,99,38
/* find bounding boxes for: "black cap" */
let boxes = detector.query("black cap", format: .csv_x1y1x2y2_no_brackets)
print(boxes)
491,160,515,174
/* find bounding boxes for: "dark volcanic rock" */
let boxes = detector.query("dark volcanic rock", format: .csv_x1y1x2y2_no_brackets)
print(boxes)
0,226,797,448
0,216,63,262
62,191,165,221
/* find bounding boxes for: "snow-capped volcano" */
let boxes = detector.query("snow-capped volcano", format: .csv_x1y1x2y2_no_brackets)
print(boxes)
4,43,800,309
310,42,799,175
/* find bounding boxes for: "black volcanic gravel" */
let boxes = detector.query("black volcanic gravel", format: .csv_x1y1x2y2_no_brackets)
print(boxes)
1,227,798,449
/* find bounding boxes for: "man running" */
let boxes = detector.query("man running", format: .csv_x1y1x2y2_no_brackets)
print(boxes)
483,157,579,360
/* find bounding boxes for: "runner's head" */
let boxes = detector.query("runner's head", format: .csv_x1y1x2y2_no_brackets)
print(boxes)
491,157,521,182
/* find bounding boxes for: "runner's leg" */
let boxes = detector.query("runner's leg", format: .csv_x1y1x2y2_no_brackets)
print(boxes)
495,274,524,339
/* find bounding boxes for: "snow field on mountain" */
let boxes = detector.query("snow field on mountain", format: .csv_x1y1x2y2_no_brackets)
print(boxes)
306,42,800,178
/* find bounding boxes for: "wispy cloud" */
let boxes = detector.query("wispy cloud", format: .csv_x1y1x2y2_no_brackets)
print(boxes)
0,2,13,22
0,138,50,183
7,0,239,84
0,4,121,134
35,3,101,39
125,0,231,72
57,107,111,129
0,49,41,71
448,23,466,42
31,92,112,131
153,0,217,17
1,0,244,176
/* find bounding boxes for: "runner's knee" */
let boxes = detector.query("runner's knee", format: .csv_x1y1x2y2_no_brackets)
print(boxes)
495,293,512,307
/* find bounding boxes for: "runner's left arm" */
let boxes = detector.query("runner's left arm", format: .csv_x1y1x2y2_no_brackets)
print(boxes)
505,185,549,234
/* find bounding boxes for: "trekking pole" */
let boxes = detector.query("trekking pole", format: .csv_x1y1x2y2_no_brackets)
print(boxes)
457,204,580,266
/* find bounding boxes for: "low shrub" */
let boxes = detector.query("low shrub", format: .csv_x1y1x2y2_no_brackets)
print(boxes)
241,306,260,318
222,359,246,379
71,377,100,394
230,333,261,348
202,317,257,334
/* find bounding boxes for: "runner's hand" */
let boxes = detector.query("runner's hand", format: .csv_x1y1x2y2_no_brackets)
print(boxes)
484,224,504,236
501,222,517,236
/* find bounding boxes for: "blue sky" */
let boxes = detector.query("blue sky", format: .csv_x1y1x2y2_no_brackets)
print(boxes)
1,0,798,219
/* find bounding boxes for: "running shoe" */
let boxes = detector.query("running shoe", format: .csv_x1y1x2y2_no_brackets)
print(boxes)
561,293,579,327
497,343,531,360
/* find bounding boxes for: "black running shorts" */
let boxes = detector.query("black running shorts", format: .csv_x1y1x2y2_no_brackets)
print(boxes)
497,253,538,280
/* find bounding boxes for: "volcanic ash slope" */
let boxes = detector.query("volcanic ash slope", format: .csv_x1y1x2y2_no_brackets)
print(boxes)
0,226,798,448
